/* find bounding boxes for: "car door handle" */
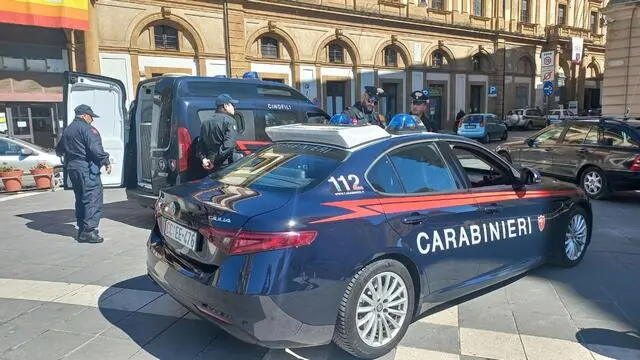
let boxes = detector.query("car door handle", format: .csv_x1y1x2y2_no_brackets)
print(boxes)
482,204,503,214
401,213,429,225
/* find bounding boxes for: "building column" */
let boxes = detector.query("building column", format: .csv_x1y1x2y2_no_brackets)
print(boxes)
84,0,100,74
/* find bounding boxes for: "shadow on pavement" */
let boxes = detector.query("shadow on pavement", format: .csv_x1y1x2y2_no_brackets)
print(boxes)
16,200,154,238
97,276,370,360
578,328,640,353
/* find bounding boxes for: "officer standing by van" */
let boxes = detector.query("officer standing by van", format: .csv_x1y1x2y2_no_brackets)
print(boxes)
197,93,239,171
343,86,385,127
55,105,111,244
409,89,437,132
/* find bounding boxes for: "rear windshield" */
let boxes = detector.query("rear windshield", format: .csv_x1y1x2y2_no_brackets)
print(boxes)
181,81,310,102
462,115,483,123
210,142,349,191
507,110,524,115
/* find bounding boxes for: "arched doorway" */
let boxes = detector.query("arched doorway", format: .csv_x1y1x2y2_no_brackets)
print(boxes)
315,34,360,115
469,52,492,113
514,56,535,109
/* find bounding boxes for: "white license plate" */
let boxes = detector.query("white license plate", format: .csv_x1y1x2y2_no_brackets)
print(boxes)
164,219,198,251
465,125,475,129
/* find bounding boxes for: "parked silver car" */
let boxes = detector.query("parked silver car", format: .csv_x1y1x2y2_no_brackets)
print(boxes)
504,108,546,130
0,134,63,189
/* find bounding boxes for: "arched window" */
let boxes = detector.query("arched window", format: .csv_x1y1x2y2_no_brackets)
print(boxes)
154,25,179,50
516,57,534,75
328,43,344,64
431,51,448,68
261,36,279,59
472,54,486,72
384,47,398,67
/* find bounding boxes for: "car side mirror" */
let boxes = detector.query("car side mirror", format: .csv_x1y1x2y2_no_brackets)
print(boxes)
20,148,34,156
519,166,542,185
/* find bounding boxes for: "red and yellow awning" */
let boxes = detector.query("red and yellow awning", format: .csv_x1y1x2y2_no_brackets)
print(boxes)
0,0,89,31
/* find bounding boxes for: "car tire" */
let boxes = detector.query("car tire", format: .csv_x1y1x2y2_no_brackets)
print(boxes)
548,205,591,268
333,259,415,359
579,166,609,199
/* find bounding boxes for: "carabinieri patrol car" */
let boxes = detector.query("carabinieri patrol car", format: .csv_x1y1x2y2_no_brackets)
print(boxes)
147,118,592,359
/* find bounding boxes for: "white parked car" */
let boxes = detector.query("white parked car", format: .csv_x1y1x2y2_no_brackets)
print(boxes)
0,134,63,189
545,109,576,125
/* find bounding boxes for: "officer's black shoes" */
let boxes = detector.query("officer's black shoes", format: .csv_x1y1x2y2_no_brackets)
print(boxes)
77,230,104,243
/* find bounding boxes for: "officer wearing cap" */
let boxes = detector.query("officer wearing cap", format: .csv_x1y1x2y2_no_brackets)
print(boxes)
196,93,239,171
55,104,111,243
409,89,437,132
343,86,385,127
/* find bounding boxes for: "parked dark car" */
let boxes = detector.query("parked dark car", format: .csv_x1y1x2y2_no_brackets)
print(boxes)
495,117,640,199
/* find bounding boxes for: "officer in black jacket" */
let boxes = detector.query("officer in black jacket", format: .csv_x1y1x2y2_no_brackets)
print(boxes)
409,89,437,132
342,86,385,127
56,105,111,243
196,93,239,172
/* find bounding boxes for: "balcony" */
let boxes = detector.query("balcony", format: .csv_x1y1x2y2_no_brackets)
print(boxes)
518,22,539,36
545,25,605,46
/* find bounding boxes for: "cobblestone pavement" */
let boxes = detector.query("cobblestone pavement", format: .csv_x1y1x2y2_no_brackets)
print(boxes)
1,147,640,359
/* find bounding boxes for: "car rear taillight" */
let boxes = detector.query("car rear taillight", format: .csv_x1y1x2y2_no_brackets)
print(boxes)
480,121,486,127
630,155,640,171
199,227,318,255
177,127,192,172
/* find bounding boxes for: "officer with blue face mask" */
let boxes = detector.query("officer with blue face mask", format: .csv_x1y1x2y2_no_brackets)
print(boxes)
56,104,111,243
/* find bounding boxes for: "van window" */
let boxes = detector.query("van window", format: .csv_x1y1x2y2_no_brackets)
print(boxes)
211,142,349,191
181,81,309,101
197,110,245,133
307,111,330,124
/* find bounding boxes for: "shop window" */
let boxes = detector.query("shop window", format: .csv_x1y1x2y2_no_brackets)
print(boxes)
261,37,279,59
384,47,397,67
328,43,344,64
154,25,179,50
431,51,446,68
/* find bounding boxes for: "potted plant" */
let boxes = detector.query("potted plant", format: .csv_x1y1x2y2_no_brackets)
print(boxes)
0,162,24,192
30,161,54,190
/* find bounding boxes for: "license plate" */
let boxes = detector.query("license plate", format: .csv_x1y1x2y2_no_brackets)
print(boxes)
465,125,475,129
164,219,198,251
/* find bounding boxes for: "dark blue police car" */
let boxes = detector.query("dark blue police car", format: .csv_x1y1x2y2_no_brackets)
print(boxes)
148,122,592,359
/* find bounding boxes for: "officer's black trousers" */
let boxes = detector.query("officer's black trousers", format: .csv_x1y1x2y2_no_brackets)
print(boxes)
68,168,103,233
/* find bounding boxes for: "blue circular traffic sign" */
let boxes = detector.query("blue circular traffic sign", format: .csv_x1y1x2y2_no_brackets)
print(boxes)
543,81,554,96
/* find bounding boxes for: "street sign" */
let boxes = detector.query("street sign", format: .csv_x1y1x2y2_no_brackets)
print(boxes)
488,86,497,97
421,88,430,97
542,69,555,82
541,51,554,68
543,81,554,96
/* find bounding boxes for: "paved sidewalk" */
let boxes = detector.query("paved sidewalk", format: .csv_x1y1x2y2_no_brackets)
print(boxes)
0,189,639,360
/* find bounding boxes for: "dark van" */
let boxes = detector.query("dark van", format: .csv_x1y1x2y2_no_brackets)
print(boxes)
63,72,329,208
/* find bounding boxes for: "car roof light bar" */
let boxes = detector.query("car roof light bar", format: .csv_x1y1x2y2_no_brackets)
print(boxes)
265,123,391,149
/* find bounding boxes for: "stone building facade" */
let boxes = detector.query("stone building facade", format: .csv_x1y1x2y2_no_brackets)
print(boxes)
601,0,640,115
73,0,607,129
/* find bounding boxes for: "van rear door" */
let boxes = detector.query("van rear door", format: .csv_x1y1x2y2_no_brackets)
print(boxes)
63,71,127,188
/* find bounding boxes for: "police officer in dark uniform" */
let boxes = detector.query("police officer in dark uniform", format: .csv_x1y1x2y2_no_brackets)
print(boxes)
196,93,239,171
409,89,437,132
343,86,385,127
55,105,111,243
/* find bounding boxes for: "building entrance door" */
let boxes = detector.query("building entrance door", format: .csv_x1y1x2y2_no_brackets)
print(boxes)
428,85,444,130
470,85,484,113
381,82,398,120
326,81,346,116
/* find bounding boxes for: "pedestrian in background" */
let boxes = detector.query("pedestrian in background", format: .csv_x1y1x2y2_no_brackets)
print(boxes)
196,94,239,172
55,105,111,244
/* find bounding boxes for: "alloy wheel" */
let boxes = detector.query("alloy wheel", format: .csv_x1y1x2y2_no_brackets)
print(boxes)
565,213,588,261
356,272,408,348
583,171,602,195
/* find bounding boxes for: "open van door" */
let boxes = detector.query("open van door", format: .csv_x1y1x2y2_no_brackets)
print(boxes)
62,71,127,188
